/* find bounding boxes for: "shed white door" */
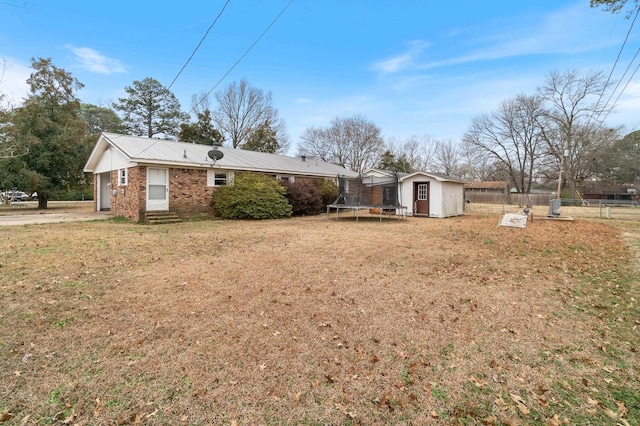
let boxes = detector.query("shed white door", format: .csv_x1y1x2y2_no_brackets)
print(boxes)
147,168,169,211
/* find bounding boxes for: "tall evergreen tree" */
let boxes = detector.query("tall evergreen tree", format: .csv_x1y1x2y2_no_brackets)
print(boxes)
80,103,126,136
113,77,189,139
179,109,224,145
242,120,279,153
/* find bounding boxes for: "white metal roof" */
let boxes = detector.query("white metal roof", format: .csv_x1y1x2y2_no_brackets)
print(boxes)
398,171,466,184
84,133,359,178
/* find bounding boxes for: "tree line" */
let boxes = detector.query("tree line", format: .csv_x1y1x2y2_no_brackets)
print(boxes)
1,0,639,210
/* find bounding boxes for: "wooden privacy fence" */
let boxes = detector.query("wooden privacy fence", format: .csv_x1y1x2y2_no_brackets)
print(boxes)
465,192,553,206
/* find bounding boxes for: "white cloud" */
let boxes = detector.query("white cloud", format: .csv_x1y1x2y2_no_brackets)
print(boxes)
66,45,127,74
420,3,620,71
604,80,640,131
371,40,430,74
0,58,30,106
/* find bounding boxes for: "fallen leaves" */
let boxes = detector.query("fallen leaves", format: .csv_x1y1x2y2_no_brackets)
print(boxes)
510,393,530,416
1,214,637,424
0,411,13,423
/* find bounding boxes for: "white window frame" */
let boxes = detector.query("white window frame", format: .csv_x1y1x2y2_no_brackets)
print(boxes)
207,170,233,187
118,168,128,186
417,184,428,200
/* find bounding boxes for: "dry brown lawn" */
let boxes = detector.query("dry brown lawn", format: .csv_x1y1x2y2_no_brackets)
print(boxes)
0,208,639,425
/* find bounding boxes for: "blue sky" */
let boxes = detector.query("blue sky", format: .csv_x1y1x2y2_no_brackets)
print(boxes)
1,1,639,153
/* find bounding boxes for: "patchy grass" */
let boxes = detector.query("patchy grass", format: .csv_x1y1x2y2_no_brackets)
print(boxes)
0,212,638,425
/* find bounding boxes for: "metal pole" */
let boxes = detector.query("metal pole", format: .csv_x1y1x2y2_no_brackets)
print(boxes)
557,142,568,201
556,160,563,201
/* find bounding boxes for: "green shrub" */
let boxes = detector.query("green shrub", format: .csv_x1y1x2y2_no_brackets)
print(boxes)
314,179,339,206
283,180,324,216
211,173,292,219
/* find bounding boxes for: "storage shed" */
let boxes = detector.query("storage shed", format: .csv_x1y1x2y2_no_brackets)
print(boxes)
352,170,466,218
397,171,465,218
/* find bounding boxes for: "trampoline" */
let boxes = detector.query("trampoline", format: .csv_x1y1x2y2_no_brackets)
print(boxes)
326,173,408,221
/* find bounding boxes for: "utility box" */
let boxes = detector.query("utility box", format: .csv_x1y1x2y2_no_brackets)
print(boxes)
549,199,561,217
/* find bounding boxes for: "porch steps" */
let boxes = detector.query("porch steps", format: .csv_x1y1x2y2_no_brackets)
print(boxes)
146,211,183,225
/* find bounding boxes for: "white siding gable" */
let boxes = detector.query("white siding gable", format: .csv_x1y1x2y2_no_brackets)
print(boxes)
94,146,132,174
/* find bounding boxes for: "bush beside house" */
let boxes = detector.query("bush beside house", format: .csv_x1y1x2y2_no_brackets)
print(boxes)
211,173,292,220
283,180,324,216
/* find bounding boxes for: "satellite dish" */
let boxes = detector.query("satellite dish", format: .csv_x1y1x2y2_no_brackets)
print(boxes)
208,149,224,161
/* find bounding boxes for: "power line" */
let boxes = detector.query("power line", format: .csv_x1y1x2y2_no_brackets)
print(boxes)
167,0,232,90
189,0,295,116
589,7,639,128
599,44,640,121
601,57,640,124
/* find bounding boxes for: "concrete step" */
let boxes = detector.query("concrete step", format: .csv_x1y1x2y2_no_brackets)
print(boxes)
145,211,182,225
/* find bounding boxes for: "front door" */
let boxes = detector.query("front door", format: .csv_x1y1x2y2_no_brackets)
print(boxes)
147,168,169,211
99,172,111,211
414,182,429,215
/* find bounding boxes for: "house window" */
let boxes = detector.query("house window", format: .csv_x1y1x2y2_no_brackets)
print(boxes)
278,175,292,183
214,173,228,186
207,170,233,187
118,168,128,186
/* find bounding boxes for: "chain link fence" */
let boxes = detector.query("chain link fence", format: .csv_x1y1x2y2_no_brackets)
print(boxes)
465,199,640,221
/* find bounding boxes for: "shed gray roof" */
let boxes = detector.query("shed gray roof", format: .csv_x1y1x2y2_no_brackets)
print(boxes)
84,133,359,178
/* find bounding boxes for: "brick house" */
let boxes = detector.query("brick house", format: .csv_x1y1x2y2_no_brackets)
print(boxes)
83,133,359,222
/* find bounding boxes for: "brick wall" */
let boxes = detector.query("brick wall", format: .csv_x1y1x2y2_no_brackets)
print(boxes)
168,168,214,217
111,166,145,222
102,166,332,222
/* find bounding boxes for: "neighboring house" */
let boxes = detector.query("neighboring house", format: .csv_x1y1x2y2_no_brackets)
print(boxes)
580,182,638,202
83,132,359,222
464,181,510,203
335,169,465,218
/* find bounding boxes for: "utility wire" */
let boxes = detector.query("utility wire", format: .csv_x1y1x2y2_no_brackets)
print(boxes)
599,44,640,121
189,0,295,115
588,7,639,128
600,58,640,124
168,0,232,90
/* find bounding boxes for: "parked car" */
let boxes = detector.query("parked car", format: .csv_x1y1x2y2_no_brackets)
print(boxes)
2,191,30,202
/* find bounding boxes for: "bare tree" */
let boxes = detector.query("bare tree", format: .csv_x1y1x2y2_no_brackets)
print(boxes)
459,139,492,182
213,79,288,151
433,139,463,177
383,135,439,173
190,91,212,116
591,0,639,17
298,115,384,171
403,135,438,172
298,127,333,162
463,94,547,198
537,69,612,196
